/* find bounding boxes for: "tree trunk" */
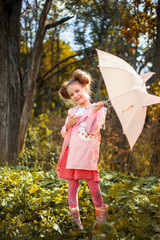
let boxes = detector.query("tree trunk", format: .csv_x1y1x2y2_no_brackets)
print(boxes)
150,0,160,176
0,0,22,163
153,0,160,81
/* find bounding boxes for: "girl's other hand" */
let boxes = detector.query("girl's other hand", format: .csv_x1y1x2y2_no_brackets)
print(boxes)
66,113,80,130
93,101,107,113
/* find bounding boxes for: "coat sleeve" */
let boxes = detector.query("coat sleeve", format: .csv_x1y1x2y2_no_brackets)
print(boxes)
85,107,107,135
61,117,69,138
60,109,72,138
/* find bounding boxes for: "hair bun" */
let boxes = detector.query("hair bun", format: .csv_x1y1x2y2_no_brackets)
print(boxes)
72,69,91,85
59,82,70,99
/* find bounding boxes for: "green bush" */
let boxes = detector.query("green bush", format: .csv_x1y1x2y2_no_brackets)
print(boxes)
20,112,63,170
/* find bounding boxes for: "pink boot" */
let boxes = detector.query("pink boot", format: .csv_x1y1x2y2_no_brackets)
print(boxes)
69,206,83,230
95,204,109,225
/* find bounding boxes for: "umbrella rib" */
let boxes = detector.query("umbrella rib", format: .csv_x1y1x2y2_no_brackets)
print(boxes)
107,87,146,102
86,88,146,110
99,66,139,79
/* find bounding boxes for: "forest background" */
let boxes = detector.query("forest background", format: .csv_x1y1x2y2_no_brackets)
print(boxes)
18,0,160,177
0,0,160,239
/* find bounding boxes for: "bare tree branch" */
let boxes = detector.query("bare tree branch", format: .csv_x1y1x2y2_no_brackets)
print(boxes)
28,0,52,91
37,47,96,89
38,51,83,83
21,9,32,16
42,55,96,84
45,16,74,30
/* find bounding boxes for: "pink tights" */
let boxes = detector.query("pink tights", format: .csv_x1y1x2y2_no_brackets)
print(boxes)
68,179,103,208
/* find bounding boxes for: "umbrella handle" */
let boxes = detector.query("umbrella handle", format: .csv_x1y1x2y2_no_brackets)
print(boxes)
84,99,110,110
103,99,110,104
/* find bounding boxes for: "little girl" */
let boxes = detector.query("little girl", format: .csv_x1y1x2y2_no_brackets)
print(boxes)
57,69,109,230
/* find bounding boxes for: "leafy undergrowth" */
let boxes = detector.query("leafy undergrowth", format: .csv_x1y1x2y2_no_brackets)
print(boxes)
0,166,159,240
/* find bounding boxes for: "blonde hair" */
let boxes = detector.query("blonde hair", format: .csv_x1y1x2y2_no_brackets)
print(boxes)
59,69,92,100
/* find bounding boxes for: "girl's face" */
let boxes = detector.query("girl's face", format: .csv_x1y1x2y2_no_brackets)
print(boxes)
67,81,90,107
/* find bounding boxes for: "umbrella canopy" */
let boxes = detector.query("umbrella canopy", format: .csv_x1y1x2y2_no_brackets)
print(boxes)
96,49,160,149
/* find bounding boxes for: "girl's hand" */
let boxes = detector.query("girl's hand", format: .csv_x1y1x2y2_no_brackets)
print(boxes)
93,101,107,113
66,113,80,130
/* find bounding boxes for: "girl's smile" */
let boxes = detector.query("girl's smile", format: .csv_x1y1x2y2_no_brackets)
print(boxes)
67,81,91,107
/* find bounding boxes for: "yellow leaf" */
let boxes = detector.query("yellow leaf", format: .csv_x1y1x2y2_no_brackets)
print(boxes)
145,160,150,166
28,186,38,193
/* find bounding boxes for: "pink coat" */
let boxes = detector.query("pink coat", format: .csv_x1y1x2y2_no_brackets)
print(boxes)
57,105,106,171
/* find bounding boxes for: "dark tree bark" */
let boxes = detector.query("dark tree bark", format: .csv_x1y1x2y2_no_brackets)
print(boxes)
150,0,160,176
153,0,160,81
0,0,22,163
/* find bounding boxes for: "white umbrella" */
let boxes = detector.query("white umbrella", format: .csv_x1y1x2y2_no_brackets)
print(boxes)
97,49,160,149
